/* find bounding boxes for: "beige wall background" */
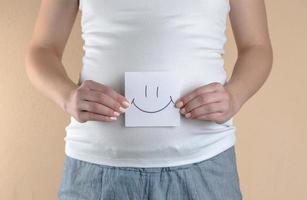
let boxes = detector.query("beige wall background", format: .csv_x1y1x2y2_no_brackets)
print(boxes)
1,0,306,199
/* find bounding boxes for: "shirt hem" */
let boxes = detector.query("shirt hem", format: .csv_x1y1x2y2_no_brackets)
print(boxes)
64,131,236,168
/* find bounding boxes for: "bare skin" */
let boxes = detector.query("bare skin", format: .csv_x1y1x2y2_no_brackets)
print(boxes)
175,0,273,124
25,0,130,123
25,0,272,124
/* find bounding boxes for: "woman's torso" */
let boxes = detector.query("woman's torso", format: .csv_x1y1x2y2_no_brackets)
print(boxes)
64,0,236,167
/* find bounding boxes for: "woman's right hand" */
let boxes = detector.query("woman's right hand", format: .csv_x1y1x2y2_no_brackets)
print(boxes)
64,80,130,123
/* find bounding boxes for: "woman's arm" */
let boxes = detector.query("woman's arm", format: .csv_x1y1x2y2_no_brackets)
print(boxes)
175,0,273,123
25,0,79,111
224,0,273,110
25,0,130,122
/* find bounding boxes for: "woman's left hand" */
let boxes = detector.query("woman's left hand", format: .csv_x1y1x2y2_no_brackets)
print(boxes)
175,82,242,124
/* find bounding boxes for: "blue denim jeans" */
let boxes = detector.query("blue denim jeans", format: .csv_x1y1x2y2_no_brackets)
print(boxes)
57,145,243,200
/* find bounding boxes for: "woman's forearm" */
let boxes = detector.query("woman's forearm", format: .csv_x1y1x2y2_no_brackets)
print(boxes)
25,45,78,112
224,44,273,110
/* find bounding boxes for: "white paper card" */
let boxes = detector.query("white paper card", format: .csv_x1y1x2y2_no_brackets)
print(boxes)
125,71,181,127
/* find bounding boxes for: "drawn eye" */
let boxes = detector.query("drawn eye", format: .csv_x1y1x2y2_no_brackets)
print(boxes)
156,86,159,98
145,85,147,98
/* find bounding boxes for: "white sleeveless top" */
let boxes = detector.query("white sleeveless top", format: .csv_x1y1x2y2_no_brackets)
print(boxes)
64,0,236,167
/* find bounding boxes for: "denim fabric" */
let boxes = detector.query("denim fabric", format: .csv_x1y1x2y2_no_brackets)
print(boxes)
57,145,243,200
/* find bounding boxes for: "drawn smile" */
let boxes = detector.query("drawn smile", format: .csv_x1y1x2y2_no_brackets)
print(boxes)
131,96,176,113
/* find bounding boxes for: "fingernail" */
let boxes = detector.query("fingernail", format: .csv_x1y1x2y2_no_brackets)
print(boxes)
180,108,186,114
121,101,130,108
114,111,120,116
185,113,191,118
110,116,117,120
176,101,183,108
119,106,128,113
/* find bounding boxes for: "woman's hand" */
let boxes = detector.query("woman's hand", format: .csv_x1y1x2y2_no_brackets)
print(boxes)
175,82,242,124
64,80,130,123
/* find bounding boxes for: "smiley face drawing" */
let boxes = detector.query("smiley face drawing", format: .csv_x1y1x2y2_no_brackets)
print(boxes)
131,85,176,113
125,71,181,127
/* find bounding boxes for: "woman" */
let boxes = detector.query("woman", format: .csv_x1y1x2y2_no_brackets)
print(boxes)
25,0,273,199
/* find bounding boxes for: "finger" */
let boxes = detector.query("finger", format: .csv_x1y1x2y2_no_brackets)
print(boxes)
81,90,126,113
175,82,224,108
79,111,117,122
186,102,227,119
78,100,120,117
194,112,224,122
180,91,224,114
84,80,130,108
